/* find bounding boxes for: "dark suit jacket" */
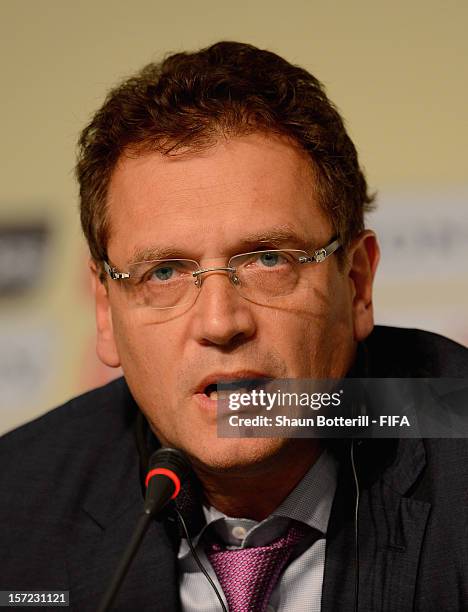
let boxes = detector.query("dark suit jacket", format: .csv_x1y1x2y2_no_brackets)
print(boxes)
1,326,468,611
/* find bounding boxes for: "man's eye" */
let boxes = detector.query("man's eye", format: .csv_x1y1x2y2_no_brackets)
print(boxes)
257,252,288,267
152,266,174,281
137,265,179,284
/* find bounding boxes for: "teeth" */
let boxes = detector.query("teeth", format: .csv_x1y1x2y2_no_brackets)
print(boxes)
208,390,234,400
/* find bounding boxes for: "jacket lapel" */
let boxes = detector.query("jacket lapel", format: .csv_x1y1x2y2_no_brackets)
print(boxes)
321,438,431,612
71,502,180,611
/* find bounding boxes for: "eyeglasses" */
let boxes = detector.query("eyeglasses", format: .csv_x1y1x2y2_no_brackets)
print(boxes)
103,237,341,311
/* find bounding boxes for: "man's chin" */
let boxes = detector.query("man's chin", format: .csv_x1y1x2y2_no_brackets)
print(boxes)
183,436,294,476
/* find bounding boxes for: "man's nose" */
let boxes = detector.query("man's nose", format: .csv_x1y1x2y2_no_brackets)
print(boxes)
191,270,256,346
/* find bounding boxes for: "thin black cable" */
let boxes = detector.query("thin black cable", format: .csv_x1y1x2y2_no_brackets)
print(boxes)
350,440,360,612
175,508,228,612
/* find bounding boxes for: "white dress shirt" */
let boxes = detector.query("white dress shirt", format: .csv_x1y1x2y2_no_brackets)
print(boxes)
178,449,338,611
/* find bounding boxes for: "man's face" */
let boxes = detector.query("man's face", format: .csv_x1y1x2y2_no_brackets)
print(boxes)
94,132,377,473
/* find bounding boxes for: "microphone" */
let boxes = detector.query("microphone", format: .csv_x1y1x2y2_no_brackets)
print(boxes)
144,447,192,515
96,448,191,612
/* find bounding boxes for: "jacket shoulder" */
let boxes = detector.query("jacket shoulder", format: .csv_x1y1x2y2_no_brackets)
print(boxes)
1,377,130,448
366,325,468,376
0,377,137,509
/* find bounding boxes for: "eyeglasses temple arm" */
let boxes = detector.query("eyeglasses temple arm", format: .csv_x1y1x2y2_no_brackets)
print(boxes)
298,238,341,264
104,261,130,280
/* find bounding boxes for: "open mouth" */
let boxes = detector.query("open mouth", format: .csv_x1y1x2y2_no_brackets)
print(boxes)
203,383,219,400
202,378,272,400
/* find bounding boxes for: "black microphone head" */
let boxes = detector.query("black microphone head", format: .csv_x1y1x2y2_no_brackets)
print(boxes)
144,448,192,515
148,448,192,481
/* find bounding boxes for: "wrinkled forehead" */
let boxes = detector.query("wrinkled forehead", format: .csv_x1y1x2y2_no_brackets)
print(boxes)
105,133,332,264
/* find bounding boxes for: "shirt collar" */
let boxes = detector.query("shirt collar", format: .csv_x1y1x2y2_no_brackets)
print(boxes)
272,447,338,534
178,448,337,559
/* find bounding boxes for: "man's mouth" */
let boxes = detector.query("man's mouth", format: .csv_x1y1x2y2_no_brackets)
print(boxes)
200,377,274,402
203,383,219,401
202,380,263,400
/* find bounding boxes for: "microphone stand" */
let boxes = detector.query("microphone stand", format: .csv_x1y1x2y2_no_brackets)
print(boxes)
96,511,153,612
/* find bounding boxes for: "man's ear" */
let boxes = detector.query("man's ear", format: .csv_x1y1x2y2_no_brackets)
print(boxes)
346,230,380,342
89,260,121,368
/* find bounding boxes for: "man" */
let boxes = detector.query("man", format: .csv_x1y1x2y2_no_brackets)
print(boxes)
1,41,467,611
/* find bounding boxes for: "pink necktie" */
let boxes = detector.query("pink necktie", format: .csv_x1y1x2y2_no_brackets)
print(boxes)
205,523,309,612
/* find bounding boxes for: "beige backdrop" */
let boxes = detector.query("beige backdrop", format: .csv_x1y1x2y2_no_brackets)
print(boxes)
1,0,467,434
